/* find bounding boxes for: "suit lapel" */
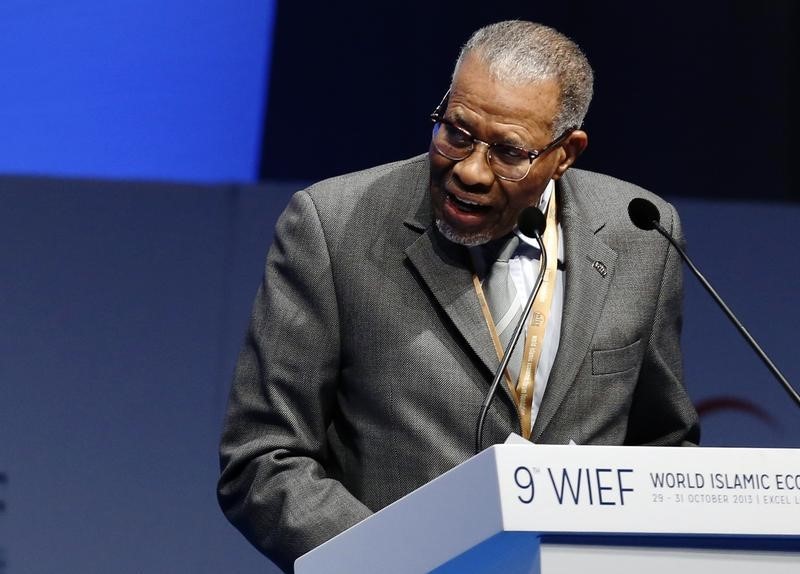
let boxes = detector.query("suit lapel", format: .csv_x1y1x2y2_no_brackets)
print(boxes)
532,176,618,442
401,168,505,387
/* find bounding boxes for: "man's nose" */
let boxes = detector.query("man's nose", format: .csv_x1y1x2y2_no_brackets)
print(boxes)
452,141,495,187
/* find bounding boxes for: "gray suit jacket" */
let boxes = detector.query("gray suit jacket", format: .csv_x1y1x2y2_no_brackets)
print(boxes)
218,154,699,572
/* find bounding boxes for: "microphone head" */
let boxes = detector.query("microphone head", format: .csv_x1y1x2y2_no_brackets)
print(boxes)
517,206,546,237
628,198,661,230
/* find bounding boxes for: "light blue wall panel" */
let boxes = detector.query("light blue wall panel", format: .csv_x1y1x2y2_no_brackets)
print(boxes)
0,1,275,183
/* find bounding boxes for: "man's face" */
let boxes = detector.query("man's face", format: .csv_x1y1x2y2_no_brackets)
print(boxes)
429,54,576,246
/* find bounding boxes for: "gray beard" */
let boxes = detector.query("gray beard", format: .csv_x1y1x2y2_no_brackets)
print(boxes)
435,218,493,247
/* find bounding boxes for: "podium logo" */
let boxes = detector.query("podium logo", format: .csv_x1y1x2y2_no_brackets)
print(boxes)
547,467,634,506
514,466,635,506
514,466,537,503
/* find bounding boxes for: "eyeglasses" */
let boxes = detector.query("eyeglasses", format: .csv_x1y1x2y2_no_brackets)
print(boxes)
430,89,576,182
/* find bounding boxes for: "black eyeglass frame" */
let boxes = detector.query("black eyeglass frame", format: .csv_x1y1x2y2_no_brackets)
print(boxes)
430,89,577,182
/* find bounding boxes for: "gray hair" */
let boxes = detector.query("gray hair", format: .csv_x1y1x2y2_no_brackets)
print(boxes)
452,20,594,136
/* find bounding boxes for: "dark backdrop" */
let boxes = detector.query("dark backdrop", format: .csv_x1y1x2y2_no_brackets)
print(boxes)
261,1,798,202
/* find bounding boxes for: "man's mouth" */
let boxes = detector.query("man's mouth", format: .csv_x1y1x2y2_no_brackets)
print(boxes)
445,190,491,214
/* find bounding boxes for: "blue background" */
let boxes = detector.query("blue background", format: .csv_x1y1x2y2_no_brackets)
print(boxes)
0,0,273,182
0,2,797,573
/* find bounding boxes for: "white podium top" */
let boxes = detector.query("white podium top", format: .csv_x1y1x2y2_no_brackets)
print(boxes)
296,444,800,573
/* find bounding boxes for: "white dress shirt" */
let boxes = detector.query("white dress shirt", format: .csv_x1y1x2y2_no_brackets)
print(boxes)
508,179,564,430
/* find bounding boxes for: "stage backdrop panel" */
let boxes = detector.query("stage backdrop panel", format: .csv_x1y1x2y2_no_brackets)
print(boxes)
0,176,797,574
0,176,295,574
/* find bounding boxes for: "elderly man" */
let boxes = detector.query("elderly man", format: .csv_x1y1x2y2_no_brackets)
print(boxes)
218,20,699,573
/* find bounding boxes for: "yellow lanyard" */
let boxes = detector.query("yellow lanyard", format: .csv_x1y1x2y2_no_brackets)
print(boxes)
473,193,558,438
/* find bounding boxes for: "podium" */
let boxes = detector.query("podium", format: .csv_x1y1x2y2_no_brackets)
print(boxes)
296,444,800,573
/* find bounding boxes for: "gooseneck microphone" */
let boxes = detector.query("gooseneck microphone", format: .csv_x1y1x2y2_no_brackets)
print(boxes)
628,197,800,408
475,206,548,454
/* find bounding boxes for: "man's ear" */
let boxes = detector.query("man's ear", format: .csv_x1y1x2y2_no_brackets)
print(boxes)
551,130,588,180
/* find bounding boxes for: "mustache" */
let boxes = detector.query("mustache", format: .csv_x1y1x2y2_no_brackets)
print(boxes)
443,173,490,196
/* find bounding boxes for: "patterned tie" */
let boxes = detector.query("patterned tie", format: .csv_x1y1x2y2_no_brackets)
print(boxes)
483,235,523,377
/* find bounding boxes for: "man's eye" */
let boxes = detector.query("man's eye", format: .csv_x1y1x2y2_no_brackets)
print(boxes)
493,145,527,162
444,125,472,147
